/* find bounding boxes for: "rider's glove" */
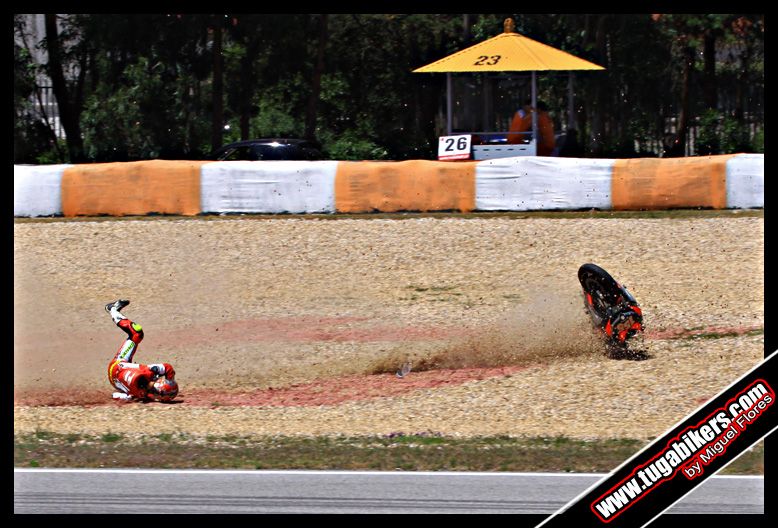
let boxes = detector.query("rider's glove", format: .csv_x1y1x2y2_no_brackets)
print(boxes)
149,363,175,379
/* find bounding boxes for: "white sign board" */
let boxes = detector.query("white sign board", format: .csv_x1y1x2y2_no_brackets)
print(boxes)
438,135,472,160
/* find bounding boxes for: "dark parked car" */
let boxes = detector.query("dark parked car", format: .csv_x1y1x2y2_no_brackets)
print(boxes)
211,138,324,161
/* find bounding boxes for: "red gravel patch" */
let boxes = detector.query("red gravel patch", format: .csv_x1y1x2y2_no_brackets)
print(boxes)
14,388,112,408
646,324,762,340
153,316,471,347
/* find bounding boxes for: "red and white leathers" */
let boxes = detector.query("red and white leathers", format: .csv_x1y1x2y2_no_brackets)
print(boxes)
106,306,175,401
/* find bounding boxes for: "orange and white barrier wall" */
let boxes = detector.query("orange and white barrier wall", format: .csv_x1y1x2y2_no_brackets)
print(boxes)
14,163,71,217
60,160,205,217
474,156,615,211
13,154,763,217
199,160,338,214
335,160,477,213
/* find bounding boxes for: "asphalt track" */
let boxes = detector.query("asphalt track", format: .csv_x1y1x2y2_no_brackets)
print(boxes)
14,469,763,515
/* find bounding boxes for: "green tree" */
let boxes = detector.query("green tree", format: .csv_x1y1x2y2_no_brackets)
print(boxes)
652,14,763,156
43,14,88,162
12,13,764,163
78,14,214,160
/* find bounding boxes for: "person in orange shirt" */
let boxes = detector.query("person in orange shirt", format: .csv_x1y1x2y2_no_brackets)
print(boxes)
507,100,556,156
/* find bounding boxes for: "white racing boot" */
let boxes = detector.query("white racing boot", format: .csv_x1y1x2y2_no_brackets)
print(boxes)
105,299,130,324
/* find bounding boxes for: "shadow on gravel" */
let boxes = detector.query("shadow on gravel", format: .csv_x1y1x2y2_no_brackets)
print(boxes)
606,347,652,361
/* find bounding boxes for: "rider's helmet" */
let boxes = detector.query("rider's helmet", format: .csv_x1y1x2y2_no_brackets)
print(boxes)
150,377,179,402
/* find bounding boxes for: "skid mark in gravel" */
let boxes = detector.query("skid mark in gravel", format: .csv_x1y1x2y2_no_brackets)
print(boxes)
14,366,528,408
13,324,760,409
182,366,529,407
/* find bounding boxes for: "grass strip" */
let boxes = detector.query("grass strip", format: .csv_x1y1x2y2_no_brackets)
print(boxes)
14,432,763,474
14,208,763,224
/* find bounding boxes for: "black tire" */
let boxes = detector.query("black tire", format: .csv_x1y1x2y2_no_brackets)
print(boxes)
578,263,623,322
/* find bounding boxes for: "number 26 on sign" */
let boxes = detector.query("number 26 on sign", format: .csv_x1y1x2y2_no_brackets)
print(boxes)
438,134,472,160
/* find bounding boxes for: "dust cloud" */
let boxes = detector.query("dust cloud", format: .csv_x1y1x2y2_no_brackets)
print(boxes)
421,284,606,370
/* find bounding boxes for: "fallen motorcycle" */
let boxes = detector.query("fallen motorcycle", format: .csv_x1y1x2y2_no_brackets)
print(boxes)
578,263,645,358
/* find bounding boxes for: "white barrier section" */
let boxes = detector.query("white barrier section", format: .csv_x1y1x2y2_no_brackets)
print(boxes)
200,161,338,214
475,156,615,211
726,154,764,209
13,164,70,217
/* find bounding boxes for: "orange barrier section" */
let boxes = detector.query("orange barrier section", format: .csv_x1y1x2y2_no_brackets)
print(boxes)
334,160,477,213
61,160,206,216
611,155,735,210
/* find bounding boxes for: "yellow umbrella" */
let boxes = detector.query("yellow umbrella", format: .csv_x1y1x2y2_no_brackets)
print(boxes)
413,19,604,73
414,18,604,143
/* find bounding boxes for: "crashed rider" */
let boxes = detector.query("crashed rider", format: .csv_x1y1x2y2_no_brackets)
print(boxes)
105,299,178,402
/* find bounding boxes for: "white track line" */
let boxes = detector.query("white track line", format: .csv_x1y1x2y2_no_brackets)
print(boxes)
13,468,762,479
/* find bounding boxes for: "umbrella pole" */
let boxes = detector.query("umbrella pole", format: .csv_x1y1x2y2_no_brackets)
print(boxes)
531,71,538,155
568,72,575,130
446,73,453,135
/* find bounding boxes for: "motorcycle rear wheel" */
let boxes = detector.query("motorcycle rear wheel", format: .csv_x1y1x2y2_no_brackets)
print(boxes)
578,263,622,323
